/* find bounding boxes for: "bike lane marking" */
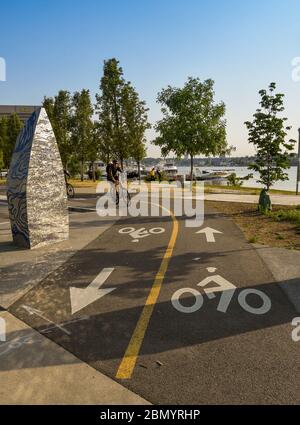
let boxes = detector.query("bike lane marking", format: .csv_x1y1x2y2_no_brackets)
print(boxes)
116,209,179,379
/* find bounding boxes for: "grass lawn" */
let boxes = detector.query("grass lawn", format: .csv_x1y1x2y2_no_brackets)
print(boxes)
206,201,300,250
204,184,299,196
69,179,101,188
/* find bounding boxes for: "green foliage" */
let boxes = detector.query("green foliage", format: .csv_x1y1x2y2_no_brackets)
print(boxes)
154,77,228,179
96,58,126,165
67,158,81,178
0,149,4,171
245,82,295,191
268,208,300,230
227,172,253,188
122,82,150,162
0,114,23,169
227,173,243,187
95,58,149,167
44,89,95,180
42,58,148,173
43,91,72,167
71,89,94,181
248,236,258,244
0,117,8,170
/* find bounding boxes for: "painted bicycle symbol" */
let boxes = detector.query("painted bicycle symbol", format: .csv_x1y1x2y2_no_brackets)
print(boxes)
119,227,165,243
171,267,272,315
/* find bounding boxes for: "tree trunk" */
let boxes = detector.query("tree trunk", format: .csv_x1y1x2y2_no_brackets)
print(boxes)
81,159,84,182
190,154,194,191
92,161,96,182
137,160,141,184
267,152,271,191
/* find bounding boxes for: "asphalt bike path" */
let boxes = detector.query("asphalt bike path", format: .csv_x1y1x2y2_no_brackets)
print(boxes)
8,204,300,404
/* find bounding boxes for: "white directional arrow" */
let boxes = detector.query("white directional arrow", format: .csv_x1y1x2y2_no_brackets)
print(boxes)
70,268,115,315
196,227,223,243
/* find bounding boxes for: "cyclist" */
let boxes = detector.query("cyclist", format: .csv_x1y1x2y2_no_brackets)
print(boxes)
106,160,123,184
106,160,123,202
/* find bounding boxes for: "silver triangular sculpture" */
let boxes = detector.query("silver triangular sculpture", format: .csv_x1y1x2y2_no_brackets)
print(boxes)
7,107,69,249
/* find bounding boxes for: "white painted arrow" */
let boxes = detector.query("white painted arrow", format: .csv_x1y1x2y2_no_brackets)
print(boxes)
70,268,115,315
196,227,223,243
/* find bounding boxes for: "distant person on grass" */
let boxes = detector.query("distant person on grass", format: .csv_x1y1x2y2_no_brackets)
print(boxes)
149,167,156,181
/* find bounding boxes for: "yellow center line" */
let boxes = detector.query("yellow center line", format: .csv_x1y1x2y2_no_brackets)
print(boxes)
116,210,179,380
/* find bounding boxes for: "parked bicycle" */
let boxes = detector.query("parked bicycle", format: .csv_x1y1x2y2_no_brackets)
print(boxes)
64,170,75,199
66,182,75,199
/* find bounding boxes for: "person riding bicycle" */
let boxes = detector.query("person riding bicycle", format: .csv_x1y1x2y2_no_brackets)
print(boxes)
106,160,122,186
106,160,131,206
106,160,126,205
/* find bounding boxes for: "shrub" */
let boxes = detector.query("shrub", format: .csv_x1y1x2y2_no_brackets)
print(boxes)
227,173,243,187
268,208,300,230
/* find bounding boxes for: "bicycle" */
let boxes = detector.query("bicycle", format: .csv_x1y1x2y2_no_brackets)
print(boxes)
110,172,131,207
66,182,75,199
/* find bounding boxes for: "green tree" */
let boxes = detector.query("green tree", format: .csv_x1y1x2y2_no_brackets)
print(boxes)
0,151,4,173
93,121,112,164
5,114,23,168
154,77,228,184
96,58,128,167
43,91,72,168
43,96,55,123
0,117,8,172
71,89,94,181
245,83,295,207
122,83,150,182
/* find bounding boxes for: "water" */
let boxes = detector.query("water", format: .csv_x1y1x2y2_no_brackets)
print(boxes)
177,166,299,192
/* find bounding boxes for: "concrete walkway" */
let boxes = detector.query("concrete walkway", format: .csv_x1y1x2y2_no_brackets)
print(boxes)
204,193,300,206
254,245,300,314
0,311,149,405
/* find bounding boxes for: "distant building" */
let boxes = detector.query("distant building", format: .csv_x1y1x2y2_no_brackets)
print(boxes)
0,105,40,123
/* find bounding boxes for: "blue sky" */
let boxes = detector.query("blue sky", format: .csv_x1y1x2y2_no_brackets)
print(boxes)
1,0,300,157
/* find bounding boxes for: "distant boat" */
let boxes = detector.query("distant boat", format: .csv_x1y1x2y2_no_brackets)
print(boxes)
158,161,178,179
126,163,147,178
186,168,234,181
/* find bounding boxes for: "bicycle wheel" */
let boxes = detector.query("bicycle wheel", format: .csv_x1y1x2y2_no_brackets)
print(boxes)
67,183,75,199
109,185,120,205
121,188,131,207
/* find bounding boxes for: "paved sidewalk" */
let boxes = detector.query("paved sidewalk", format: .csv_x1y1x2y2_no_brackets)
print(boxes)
0,210,117,309
0,311,149,405
255,245,300,314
